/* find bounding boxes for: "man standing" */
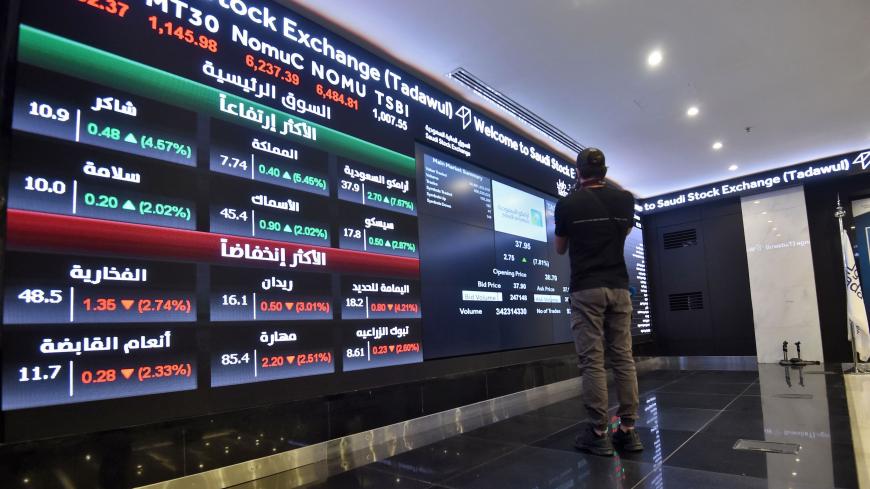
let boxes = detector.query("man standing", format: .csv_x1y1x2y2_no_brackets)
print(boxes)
554,147,643,456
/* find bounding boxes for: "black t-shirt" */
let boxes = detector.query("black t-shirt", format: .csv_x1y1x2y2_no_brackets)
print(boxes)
554,186,635,292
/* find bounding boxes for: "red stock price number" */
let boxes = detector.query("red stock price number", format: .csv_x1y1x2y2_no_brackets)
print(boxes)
369,303,420,314
78,0,130,18
80,364,191,384
259,301,330,313
148,16,218,53
315,84,359,111
244,55,301,85
260,352,332,368
80,369,116,384
371,343,421,356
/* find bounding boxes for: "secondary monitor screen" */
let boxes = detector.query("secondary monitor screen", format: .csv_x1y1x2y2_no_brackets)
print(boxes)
416,146,650,358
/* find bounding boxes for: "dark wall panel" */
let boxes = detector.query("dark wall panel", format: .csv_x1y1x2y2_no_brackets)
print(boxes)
702,204,756,355
645,198,756,356
656,220,713,350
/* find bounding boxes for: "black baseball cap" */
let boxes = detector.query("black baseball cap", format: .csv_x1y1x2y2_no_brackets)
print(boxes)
577,147,605,169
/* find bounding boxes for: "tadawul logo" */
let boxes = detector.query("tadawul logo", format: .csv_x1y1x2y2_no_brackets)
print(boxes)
530,209,544,227
456,106,472,129
853,151,870,170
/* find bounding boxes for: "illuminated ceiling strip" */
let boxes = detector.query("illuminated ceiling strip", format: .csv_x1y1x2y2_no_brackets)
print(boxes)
448,67,586,154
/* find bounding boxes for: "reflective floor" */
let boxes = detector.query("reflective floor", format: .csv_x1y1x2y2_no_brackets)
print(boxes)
236,364,860,489
845,372,870,489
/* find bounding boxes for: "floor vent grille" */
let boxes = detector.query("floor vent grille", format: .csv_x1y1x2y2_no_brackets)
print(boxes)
733,439,801,454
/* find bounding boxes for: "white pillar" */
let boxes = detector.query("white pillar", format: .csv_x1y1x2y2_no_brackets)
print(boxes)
741,186,824,364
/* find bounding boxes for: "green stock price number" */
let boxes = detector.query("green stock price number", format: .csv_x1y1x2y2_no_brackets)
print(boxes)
258,219,329,241
365,191,415,212
86,124,192,159
83,193,192,221
84,192,118,208
259,219,283,232
87,122,120,141
257,164,327,191
367,236,417,253
139,201,191,220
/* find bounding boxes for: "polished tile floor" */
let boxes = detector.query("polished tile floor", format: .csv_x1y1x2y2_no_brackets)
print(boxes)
845,371,870,489
238,365,860,489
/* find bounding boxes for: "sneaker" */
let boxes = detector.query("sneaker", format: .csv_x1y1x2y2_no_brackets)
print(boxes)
574,424,614,456
612,428,644,452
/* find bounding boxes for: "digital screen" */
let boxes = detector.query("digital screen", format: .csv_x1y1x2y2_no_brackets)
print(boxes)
417,147,572,358
1,0,648,415
417,147,651,358
626,227,652,336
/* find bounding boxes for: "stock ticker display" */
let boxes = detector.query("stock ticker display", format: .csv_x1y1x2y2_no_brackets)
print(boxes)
1,0,649,412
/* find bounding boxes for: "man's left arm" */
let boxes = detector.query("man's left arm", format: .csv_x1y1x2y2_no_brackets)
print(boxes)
625,192,637,236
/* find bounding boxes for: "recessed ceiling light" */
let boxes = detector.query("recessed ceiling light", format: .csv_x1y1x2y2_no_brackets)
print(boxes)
647,49,663,67
687,106,699,117
728,164,738,171
768,220,774,223
753,200,760,204
712,141,724,150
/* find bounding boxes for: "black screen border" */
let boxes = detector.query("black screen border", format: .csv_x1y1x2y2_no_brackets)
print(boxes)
0,0,645,442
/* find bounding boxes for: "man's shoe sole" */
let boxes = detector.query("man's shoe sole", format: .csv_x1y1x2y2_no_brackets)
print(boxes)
574,443,614,456
613,432,644,452
616,444,644,452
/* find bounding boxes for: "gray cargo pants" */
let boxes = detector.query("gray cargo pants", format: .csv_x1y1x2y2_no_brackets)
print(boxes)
570,287,639,430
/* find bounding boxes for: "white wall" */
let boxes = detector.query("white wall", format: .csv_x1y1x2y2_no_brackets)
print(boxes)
742,186,824,363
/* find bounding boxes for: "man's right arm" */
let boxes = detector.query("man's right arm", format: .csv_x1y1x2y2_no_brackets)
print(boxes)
555,235,568,255
554,199,569,255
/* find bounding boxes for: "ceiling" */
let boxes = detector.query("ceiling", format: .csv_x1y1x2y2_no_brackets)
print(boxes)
289,0,870,197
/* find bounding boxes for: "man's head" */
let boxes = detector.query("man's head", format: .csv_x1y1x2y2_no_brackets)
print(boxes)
576,147,607,182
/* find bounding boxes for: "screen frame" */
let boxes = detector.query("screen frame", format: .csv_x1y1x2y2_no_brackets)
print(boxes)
0,0,648,442
0,0,26,444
